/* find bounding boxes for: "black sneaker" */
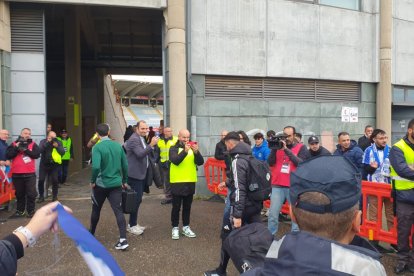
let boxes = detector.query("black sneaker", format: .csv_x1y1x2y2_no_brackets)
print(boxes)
161,199,172,205
26,211,35,218
10,210,26,219
37,197,44,203
114,240,129,250
204,268,227,276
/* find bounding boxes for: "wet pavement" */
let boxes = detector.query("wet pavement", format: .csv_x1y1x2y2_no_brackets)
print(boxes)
0,167,402,275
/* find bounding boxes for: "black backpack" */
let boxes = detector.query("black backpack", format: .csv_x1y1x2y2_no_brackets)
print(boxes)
223,222,273,273
238,155,272,201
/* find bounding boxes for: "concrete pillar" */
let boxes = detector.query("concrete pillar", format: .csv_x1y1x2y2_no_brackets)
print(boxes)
96,68,105,124
376,0,392,136
64,8,83,172
166,0,186,131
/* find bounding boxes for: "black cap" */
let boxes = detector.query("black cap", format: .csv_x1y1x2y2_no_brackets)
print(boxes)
308,136,319,144
61,129,67,133
290,156,361,214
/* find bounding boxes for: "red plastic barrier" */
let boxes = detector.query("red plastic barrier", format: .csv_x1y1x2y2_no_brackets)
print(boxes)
204,158,228,196
359,180,397,245
0,166,14,206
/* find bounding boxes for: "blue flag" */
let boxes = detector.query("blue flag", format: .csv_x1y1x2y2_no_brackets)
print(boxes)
56,204,125,276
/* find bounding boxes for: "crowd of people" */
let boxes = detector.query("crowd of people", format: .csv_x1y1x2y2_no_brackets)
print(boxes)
1,118,414,275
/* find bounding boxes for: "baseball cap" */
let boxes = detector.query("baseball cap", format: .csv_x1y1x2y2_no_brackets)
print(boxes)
61,129,67,133
290,156,361,214
308,136,319,144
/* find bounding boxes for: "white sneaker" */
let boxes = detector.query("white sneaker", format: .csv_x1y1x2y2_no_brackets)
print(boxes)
172,227,179,240
128,224,146,232
127,225,143,236
182,226,196,238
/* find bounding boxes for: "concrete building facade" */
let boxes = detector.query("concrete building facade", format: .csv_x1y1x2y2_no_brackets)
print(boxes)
0,0,413,195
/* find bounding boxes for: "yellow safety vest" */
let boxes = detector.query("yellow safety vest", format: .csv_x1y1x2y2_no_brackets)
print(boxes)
390,139,414,190
51,148,62,164
57,137,72,160
158,136,178,163
170,148,197,183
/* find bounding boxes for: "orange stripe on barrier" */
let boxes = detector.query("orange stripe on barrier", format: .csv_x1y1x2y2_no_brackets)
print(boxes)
204,158,403,245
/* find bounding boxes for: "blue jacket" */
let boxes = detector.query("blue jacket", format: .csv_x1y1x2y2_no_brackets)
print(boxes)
252,140,270,162
0,139,8,161
333,140,363,170
243,231,385,275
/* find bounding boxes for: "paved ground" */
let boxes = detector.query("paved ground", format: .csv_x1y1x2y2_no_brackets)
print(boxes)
0,167,404,275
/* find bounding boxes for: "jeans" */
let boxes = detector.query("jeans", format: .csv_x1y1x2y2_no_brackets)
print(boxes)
268,186,299,235
128,176,146,227
58,160,69,184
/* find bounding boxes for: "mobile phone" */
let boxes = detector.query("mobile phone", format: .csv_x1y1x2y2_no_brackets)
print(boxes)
188,141,197,146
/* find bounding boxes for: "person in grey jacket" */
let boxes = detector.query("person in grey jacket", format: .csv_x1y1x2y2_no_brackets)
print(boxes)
0,201,72,276
124,120,159,236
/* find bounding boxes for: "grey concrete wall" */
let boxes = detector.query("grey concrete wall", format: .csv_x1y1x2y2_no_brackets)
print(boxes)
192,75,376,196
10,52,46,144
393,0,414,86
10,0,166,9
191,0,379,82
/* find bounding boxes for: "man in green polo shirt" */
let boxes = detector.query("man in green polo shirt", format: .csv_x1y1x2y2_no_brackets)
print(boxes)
89,123,129,250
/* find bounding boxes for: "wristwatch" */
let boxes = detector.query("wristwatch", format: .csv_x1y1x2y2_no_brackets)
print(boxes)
13,226,36,247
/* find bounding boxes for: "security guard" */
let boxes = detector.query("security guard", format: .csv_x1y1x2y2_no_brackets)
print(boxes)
390,118,414,274
57,129,73,185
157,126,178,205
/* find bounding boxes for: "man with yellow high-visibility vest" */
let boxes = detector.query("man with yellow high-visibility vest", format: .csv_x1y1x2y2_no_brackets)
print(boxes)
390,118,414,274
37,131,65,203
57,129,73,186
169,129,204,240
157,126,178,205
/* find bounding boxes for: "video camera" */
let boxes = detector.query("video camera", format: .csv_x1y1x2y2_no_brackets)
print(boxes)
15,136,33,151
267,132,288,150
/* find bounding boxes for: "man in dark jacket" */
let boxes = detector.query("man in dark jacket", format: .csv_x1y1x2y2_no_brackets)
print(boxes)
243,156,386,275
6,128,40,218
307,136,331,157
205,131,262,276
169,129,204,240
37,131,65,202
0,129,10,166
390,118,414,274
358,125,374,152
333,132,364,173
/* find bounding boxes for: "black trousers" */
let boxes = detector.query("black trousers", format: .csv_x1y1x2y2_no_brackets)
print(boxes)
90,185,126,239
13,175,37,214
397,201,414,264
171,194,193,227
218,205,262,272
38,164,59,198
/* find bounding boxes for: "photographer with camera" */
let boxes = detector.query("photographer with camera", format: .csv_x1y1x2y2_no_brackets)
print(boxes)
37,131,65,202
267,126,311,236
6,128,40,218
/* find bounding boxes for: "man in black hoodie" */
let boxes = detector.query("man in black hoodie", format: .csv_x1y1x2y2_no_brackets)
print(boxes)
205,132,262,276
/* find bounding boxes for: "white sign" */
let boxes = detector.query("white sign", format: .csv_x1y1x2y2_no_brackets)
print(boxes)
341,107,358,123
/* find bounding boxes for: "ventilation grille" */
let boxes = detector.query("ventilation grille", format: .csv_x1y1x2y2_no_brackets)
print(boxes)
11,9,44,52
205,76,360,102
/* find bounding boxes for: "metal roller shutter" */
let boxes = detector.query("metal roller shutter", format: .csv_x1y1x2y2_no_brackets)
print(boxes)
11,8,44,52
205,75,360,102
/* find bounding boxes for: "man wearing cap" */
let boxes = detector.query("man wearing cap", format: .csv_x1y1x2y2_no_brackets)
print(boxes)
390,118,414,274
244,156,386,275
267,126,310,236
205,132,262,276
57,129,73,186
307,136,331,157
